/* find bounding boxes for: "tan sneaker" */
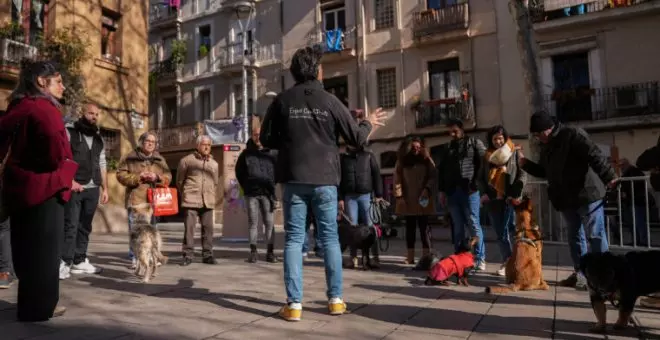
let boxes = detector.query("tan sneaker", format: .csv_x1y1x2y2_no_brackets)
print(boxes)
328,297,347,315
52,306,67,318
279,302,302,321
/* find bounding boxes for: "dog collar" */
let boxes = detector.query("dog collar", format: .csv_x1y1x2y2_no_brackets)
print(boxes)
518,237,539,248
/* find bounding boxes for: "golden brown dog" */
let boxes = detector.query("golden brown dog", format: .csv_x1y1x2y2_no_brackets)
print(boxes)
129,208,168,283
486,197,549,294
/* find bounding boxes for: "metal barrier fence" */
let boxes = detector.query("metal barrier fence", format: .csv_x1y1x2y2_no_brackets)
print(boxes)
525,177,659,249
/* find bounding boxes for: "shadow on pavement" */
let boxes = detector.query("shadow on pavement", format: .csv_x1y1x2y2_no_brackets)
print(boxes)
78,277,281,318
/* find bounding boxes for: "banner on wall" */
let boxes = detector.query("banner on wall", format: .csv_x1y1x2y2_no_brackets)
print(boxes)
203,120,240,144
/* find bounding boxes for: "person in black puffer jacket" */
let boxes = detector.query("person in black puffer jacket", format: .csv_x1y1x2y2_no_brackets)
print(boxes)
636,135,660,221
236,126,278,263
338,145,383,268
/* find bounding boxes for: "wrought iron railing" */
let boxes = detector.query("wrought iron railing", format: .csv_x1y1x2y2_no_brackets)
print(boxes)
214,41,281,70
529,0,655,23
412,2,470,39
545,82,660,122
0,38,37,68
415,97,472,128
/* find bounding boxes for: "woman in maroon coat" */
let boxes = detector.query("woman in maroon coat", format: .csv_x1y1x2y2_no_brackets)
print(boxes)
0,61,79,322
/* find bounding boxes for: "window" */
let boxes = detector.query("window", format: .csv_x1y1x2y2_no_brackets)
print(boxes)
324,76,349,107
199,89,211,120
99,128,121,162
380,151,397,169
236,30,254,55
162,35,175,60
163,97,178,127
428,58,461,101
234,84,254,116
198,25,211,58
323,4,346,31
101,9,122,61
196,0,210,13
376,68,397,109
551,52,591,122
374,0,395,30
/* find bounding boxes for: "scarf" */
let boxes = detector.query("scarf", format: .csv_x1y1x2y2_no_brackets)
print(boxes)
74,117,99,136
484,139,515,199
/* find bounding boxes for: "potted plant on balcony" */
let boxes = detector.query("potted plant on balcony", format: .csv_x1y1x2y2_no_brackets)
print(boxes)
198,44,209,58
0,22,24,41
170,39,187,69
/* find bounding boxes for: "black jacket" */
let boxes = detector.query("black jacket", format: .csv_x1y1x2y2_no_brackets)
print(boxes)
636,145,660,191
259,80,372,186
235,139,277,197
339,149,383,200
521,124,616,211
437,136,486,195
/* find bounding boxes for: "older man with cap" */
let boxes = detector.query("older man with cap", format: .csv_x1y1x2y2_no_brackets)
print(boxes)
517,110,617,290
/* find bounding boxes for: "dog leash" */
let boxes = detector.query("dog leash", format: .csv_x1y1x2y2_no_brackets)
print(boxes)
369,199,391,252
584,183,620,216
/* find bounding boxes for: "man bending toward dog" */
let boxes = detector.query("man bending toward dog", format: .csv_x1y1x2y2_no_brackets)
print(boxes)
519,110,617,290
260,45,388,322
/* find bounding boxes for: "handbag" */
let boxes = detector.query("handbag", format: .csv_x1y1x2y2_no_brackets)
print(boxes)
0,124,19,223
147,185,179,217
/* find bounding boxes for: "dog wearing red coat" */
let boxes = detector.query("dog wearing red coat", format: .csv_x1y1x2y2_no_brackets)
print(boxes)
424,237,479,286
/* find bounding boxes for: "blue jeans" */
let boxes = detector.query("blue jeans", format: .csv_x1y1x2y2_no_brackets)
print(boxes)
560,200,609,271
487,199,515,262
283,184,342,303
447,187,485,262
302,219,320,254
344,193,372,226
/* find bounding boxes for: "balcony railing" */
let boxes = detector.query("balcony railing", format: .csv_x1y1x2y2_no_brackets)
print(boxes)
155,123,204,150
545,82,660,123
0,38,37,69
412,2,470,39
415,97,472,128
150,58,179,79
214,42,281,70
530,0,655,23
149,5,181,25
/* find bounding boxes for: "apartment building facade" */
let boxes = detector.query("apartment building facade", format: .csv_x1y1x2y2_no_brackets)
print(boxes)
1,0,150,232
150,0,660,205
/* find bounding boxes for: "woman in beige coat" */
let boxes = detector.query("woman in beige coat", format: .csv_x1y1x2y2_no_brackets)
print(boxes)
394,136,437,265
116,132,172,266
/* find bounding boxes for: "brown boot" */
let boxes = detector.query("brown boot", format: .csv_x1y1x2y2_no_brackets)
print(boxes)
404,249,415,265
422,248,431,257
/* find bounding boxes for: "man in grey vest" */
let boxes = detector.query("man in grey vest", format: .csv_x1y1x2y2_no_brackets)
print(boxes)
60,103,108,279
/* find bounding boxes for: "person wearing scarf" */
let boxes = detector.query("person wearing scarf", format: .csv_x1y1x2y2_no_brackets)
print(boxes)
478,125,526,277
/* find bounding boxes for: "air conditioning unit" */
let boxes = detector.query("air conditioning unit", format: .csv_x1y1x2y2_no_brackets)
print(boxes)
614,86,648,110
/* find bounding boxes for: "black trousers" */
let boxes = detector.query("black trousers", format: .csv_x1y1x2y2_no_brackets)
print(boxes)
62,187,99,265
11,197,63,322
0,218,12,274
405,216,431,250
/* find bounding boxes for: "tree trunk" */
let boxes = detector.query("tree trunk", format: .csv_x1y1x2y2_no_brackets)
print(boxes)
510,0,544,160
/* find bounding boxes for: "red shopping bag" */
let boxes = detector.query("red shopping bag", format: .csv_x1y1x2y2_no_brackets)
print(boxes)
147,187,179,217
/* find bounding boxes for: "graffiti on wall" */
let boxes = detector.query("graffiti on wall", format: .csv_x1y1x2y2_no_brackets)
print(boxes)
225,178,246,211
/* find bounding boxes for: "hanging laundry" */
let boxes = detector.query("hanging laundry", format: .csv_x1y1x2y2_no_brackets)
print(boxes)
325,28,344,53
170,0,180,8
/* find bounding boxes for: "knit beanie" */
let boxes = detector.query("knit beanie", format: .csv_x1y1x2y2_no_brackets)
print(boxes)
529,111,555,133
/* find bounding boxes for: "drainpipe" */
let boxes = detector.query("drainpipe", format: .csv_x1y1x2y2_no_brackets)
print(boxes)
251,69,258,119
357,0,368,112
397,0,407,137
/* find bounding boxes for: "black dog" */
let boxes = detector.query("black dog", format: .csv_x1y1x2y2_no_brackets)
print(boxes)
580,250,660,333
338,213,377,270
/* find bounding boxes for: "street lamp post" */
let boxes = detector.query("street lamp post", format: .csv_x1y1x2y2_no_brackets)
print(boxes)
232,1,255,143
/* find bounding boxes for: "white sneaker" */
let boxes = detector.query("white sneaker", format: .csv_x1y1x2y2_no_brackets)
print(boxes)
129,258,137,269
70,258,102,274
476,261,487,271
59,261,71,280
496,264,506,277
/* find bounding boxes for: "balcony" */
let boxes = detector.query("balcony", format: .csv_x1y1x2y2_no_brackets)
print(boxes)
214,42,281,74
415,97,474,129
154,123,204,152
309,27,357,63
0,38,38,81
530,0,660,31
149,58,181,86
149,5,182,30
545,82,660,127
412,3,470,43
